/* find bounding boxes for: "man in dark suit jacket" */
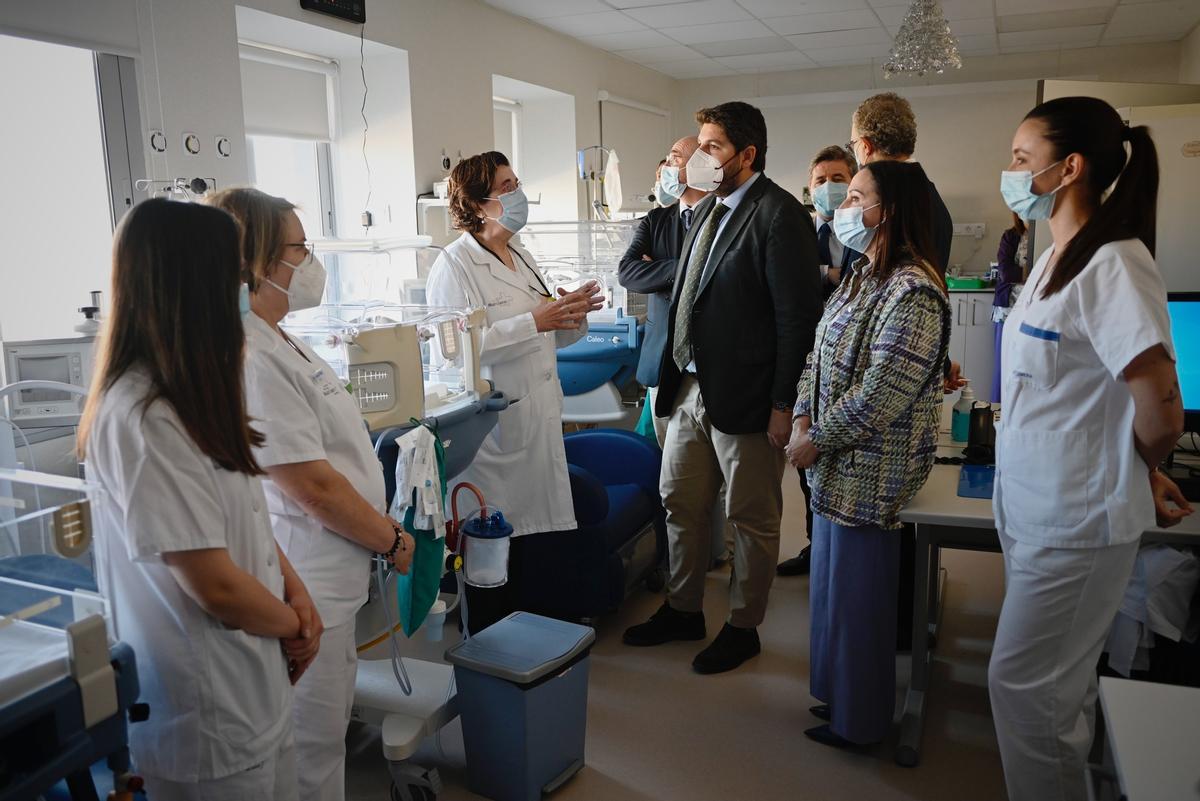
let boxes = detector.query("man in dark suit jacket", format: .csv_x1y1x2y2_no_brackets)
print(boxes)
623,101,823,675
618,135,707,445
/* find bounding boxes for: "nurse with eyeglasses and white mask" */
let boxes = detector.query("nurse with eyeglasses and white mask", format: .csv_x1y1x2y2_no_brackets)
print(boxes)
426,151,604,632
987,96,1193,801
207,188,414,801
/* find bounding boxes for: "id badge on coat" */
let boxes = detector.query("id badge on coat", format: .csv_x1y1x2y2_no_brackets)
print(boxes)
310,368,342,397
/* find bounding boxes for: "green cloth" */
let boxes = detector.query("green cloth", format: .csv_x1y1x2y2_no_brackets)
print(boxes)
396,420,448,637
635,389,659,446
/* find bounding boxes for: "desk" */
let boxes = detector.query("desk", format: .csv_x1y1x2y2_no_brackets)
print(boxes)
894,450,1200,767
1097,677,1200,801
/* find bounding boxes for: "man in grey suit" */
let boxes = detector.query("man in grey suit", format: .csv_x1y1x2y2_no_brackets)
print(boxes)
623,101,823,674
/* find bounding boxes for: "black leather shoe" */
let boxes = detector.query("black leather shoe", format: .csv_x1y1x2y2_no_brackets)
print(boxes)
804,724,856,749
776,545,811,576
622,603,706,646
809,704,831,721
692,624,760,674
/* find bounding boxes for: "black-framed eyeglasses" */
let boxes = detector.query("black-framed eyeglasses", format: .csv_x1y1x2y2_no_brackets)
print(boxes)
844,139,858,154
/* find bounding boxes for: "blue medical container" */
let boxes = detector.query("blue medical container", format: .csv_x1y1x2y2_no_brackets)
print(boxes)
444,612,595,801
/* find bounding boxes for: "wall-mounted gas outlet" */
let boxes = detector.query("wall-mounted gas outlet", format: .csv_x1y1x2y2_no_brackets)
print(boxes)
953,223,986,239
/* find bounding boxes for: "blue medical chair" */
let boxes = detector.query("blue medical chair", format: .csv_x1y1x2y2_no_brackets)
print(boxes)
514,429,665,621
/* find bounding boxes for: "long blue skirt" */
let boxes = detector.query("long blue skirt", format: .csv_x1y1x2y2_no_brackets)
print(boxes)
809,514,900,744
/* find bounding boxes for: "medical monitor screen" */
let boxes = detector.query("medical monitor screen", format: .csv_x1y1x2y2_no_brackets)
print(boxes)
16,356,73,403
1167,293,1200,415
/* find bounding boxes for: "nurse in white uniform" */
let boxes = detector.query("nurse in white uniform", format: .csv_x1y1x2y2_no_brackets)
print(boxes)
988,96,1193,801
426,151,602,631
208,188,415,801
82,199,318,800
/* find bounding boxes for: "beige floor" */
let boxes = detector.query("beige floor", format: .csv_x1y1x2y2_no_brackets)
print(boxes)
347,476,1010,801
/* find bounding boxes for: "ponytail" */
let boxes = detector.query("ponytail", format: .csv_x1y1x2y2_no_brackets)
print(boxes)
1026,97,1160,298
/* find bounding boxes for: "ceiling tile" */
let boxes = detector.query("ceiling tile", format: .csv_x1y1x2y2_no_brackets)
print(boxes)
607,0,696,7
661,18,776,43
578,28,677,50
1103,1,1200,39
538,11,646,36
484,0,610,18
623,0,750,27
651,57,739,78
951,17,997,35
873,5,909,26
786,26,892,49
997,7,1113,33
617,43,705,63
804,42,895,63
760,9,883,36
997,24,1105,47
716,51,819,72
997,0,1117,13
739,0,870,14
690,36,796,56
867,0,912,7
938,0,995,19
955,32,1000,53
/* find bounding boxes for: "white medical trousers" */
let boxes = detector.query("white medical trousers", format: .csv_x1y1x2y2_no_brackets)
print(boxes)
987,529,1138,801
142,730,297,800
293,619,359,801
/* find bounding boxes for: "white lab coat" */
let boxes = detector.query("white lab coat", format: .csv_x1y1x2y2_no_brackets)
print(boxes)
426,232,582,536
242,312,387,801
988,239,1175,801
87,368,293,791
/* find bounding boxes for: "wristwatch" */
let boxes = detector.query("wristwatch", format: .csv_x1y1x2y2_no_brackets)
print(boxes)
772,400,793,412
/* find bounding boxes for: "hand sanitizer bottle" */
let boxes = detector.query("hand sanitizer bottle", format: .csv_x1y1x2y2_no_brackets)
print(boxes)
952,381,975,443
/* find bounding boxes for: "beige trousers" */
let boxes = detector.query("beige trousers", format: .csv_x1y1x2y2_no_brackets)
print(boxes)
659,374,785,628
650,384,736,563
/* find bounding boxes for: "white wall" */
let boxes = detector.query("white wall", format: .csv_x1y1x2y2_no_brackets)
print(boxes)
673,43,1186,273
493,75,577,222
1182,23,1200,84
0,35,115,343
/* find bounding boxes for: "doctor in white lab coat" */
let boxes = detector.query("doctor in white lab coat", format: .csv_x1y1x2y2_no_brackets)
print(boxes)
427,151,602,631
82,199,315,800
989,97,1192,801
207,188,415,801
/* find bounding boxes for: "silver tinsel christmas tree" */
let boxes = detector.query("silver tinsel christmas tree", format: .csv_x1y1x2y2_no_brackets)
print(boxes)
883,0,963,79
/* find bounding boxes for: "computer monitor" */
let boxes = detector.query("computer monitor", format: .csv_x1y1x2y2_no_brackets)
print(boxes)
2,337,96,428
1167,292,1200,433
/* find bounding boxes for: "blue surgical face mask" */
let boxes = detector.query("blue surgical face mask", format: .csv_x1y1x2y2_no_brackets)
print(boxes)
1000,161,1063,221
657,164,684,203
238,283,251,320
812,181,849,219
484,187,529,233
832,202,881,255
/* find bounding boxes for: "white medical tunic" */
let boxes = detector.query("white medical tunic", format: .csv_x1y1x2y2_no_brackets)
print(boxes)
995,239,1174,548
426,232,582,536
88,368,291,782
244,312,385,627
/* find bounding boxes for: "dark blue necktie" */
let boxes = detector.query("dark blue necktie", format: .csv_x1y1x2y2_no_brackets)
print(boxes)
817,222,833,266
682,207,694,232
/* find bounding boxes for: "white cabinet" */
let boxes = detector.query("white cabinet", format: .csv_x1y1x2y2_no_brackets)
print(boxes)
947,291,996,399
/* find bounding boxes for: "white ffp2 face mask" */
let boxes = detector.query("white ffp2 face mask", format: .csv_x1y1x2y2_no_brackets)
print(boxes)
266,251,327,312
684,148,736,192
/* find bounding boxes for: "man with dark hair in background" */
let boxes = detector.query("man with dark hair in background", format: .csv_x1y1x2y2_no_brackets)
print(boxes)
622,101,822,675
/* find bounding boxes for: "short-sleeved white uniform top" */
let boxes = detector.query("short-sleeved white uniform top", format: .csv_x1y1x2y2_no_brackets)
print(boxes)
995,239,1174,548
88,368,291,782
243,312,385,627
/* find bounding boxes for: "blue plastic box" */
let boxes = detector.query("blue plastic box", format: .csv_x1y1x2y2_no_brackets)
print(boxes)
445,612,595,801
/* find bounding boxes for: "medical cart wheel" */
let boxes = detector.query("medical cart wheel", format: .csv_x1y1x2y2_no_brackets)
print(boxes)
390,782,436,801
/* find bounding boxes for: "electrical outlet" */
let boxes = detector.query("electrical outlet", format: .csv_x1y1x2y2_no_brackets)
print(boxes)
953,223,986,239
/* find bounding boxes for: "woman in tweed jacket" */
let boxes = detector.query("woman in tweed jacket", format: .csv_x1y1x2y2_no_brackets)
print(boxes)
786,160,951,748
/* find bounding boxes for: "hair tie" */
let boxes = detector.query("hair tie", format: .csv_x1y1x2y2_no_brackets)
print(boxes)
1121,126,1132,142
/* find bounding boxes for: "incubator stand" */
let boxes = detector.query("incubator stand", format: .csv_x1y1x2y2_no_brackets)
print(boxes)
286,302,487,434
0,469,139,801
518,220,644,423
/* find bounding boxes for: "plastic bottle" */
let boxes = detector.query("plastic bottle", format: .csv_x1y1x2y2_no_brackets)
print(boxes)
952,381,975,443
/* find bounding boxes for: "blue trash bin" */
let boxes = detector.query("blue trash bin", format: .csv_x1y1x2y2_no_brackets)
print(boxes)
444,612,595,801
